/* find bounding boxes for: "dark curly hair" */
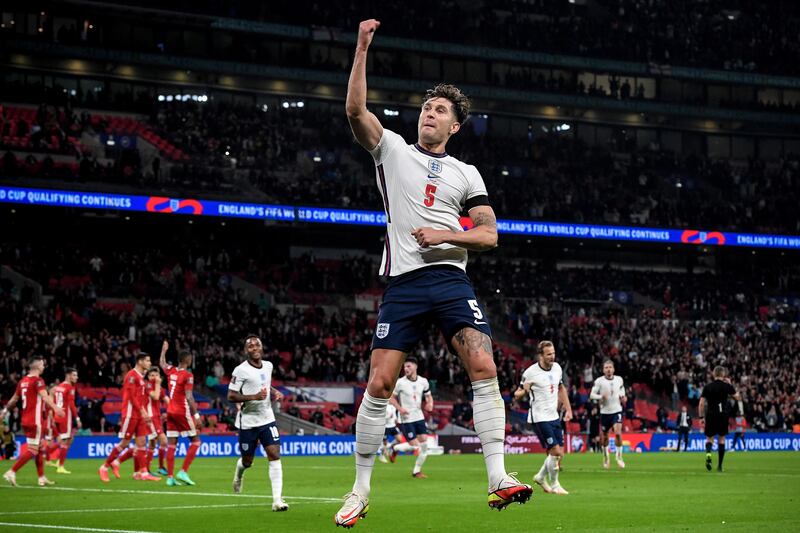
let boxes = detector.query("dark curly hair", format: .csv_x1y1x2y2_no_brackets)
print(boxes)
424,83,470,124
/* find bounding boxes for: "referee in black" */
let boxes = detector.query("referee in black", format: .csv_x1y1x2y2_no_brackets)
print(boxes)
697,366,742,472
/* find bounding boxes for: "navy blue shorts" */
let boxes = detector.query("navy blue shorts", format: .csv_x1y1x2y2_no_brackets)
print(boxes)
532,420,564,450
400,420,429,441
238,422,280,457
372,266,491,354
385,427,399,439
601,412,623,433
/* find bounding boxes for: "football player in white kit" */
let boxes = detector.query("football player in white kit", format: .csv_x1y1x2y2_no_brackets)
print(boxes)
335,18,532,529
227,335,288,511
389,358,433,478
590,360,627,469
378,403,399,464
514,341,573,495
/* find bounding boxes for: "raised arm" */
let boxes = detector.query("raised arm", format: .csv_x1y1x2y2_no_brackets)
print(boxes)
159,340,169,371
345,19,384,151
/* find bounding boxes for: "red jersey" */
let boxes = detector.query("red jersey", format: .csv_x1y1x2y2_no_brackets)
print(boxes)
121,369,147,418
16,374,46,427
146,381,167,418
52,382,77,421
165,365,194,416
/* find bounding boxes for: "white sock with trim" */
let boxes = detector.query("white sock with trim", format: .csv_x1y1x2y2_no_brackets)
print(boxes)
352,393,389,498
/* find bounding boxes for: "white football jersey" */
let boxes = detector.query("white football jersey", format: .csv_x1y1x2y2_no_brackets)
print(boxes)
591,375,625,414
393,375,431,423
385,403,398,429
520,362,563,423
229,360,275,429
369,129,489,277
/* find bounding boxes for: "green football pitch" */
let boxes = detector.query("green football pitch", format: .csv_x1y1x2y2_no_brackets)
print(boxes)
0,452,798,532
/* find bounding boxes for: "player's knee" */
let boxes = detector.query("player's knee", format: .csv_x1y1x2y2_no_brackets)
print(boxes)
241,456,254,468
366,374,395,398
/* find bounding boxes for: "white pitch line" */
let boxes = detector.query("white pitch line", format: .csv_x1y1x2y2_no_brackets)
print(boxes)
0,502,268,516
0,523,162,533
0,484,340,502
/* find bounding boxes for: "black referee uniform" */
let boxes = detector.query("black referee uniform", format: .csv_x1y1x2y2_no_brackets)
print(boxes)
700,379,736,471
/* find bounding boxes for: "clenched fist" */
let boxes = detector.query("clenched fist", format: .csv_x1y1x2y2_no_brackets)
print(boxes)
357,19,381,50
412,227,449,247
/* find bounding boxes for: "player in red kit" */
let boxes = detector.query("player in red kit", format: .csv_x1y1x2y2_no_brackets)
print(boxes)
146,367,169,475
98,352,160,482
48,368,81,474
160,341,201,487
1,356,65,487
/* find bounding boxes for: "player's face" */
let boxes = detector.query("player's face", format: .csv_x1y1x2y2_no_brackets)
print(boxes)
418,97,460,145
539,346,555,366
67,371,78,384
148,371,158,382
31,360,45,374
138,356,151,370
403,361,417,378
245,338,263,360
604,363,614,378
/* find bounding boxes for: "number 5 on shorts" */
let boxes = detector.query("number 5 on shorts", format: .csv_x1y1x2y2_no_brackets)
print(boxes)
468,299,486,324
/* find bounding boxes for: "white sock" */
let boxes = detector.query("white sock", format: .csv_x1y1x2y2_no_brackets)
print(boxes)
268,460,283,502
603,446,609,462
616,437,623,459
412,441,428,474
234,458,249,480
353,392,389,498
393,442,416,453
546,455,559,485
471,378,506,489
536,459,548,480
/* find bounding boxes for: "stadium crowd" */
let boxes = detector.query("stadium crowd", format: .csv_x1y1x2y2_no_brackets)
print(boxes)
3,85,799,235
121,0,800,75
1,237,798,434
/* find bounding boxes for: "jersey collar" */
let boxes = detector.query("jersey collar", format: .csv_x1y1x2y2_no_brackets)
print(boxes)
414,143,448,158
247,359,263,369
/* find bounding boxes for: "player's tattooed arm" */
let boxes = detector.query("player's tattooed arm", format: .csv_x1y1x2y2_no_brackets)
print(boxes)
413,206,498,252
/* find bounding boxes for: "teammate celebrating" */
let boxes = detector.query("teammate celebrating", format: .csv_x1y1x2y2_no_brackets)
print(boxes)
389,358,433,478
145,367,169,476
336,19,531,527
228,335,287,512
698,366,742,472
1,356,64,487
590,360,627,469
50,368,81,474
515,341,573,495
99,352,160,482
160,341,202,487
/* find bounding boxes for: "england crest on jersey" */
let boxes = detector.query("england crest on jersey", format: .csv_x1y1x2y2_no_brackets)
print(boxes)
428,159,442,174
376,323,390,339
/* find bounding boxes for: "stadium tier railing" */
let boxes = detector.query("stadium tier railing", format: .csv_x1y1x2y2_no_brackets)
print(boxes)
6,39,800,126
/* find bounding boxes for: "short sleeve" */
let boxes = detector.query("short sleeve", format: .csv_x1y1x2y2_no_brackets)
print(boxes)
727,383,736,395
465,165,489,201
700,386,708,399
368,129,406,165
423,379,431,395
186,374,194,390
392,381,401,396
35,378,46,393
228,369,244,393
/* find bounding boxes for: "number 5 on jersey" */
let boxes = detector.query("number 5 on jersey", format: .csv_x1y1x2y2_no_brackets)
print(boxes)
423,184,437,207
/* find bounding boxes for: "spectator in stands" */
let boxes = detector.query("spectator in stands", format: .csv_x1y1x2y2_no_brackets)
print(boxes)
1,424,15,460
